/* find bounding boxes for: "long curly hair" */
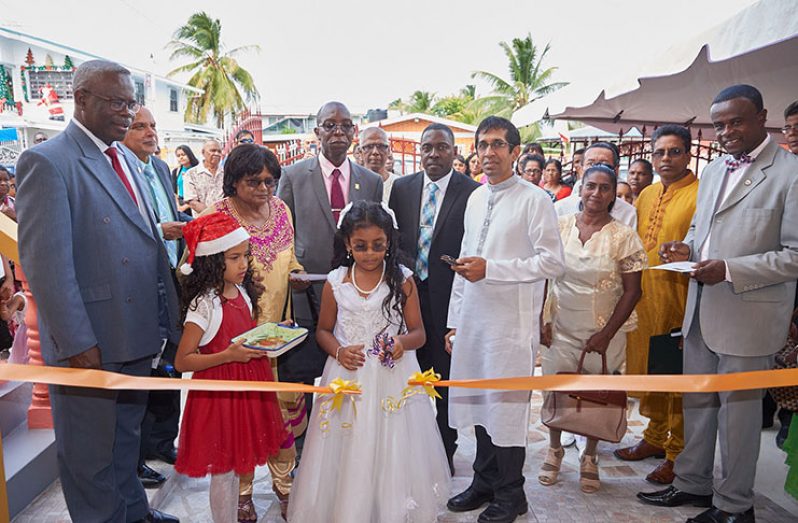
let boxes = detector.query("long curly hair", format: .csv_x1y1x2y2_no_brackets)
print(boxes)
331,201,409,328
179,251,264,323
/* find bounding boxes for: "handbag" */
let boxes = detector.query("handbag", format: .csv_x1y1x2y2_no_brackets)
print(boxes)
541,349,628,443
769,337,798,411
647,329,683,375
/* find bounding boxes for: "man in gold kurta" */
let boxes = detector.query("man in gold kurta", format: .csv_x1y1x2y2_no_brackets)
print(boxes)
614,126,699,485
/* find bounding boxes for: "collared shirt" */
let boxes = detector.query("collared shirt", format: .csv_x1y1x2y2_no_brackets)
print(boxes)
72,118,148,220
120,145,179,267
318,152,351,204
183,162,224,216
419,169,453,230
700,135,771,273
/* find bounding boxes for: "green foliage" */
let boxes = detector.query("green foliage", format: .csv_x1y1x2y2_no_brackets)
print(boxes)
471,33,567,117
167,12,260,127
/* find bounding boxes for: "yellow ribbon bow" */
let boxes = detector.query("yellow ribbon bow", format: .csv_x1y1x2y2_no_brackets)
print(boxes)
318,377,361,432
408,369,443,400
382,368,442,413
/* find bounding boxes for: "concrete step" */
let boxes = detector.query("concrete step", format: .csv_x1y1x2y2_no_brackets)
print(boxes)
3,424,57,519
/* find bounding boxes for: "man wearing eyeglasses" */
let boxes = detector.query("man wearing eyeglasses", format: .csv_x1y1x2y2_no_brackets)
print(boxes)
183,139,224,216
615,125,698,486
235,129,256,145
15,60,180,522
277,101,382,383
33,131,48,145
359,127,398,203
445,116,564,523
783,100,798,155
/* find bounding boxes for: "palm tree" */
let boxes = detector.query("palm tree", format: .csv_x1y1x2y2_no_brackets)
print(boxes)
472,34,567,117
167,12,260,127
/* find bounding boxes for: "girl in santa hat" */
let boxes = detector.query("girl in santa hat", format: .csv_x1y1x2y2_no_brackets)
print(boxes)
173,212,286,523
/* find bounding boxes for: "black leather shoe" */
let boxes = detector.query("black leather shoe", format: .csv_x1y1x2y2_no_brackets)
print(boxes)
686,506,755,523
447,486,494,512
138,464,166,488
477,500,528,523
637,485,713,507
140,508,179,522
148,446,178,465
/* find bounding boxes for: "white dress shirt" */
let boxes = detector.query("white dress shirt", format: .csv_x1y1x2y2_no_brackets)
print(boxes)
72,118,148,220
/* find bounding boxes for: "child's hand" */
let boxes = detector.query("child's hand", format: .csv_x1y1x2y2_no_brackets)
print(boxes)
388,337,404,361
225,339,267,363
338,344,365,370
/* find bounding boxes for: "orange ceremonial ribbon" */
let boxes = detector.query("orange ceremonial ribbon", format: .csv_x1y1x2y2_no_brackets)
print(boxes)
317,377,361,432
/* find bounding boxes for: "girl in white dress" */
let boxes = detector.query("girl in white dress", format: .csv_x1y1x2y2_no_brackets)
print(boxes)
288,201,450,523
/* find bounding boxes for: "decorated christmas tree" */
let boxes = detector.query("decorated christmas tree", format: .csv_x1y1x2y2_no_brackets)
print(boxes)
25,48,35,66
64,55,74,70
0,67,13,105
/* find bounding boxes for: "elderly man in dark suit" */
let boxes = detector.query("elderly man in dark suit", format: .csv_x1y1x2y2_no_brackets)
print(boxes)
389,123,479,472
277,101,383,383
121,106,191,487
639,84,798,523
16,60,179,523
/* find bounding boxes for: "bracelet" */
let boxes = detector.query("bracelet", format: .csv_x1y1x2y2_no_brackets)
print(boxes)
335,346,344,365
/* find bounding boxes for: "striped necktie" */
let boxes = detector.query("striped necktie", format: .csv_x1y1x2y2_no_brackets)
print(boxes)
416,182,439,280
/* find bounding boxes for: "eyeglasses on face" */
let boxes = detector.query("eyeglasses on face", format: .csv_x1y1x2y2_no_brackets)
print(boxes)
523,168,542,175
360,143,389,153
782,124,798,134
318,122,355,134
243,177,276,189
476,140,510,153
651,147,686,159
84,91,141,113
238,138,255,144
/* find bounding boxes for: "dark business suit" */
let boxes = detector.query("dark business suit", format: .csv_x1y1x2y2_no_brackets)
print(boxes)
134,155,189,465
16,122,179,522
277,155,383,382
388,169,479,464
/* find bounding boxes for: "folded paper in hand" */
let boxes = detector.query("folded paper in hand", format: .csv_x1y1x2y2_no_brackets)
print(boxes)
649,261,696,273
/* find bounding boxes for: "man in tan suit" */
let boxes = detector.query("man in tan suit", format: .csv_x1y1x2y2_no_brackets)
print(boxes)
638,85,798,523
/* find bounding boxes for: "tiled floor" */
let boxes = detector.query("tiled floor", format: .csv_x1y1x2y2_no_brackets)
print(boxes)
13,392,798,522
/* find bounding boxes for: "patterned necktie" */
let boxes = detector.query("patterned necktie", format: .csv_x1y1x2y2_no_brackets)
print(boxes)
104,147,138,204
330,168,345,223
142,163,178,268
416,182,439,280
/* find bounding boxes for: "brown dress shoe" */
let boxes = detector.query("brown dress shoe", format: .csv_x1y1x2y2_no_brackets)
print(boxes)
614,439,666,461
646,459,675,484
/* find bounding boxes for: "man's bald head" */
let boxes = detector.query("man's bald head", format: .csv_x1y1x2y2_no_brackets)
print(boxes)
359,127,391,176
359,127,388,144
73,59,131,93
72,59,136,144
316,101,351,124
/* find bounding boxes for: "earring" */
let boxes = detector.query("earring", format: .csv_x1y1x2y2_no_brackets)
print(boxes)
385,249,391,258
347,250,353,261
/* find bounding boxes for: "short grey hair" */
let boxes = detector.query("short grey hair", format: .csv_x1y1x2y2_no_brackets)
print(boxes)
72,60,131,92
359,127,388,144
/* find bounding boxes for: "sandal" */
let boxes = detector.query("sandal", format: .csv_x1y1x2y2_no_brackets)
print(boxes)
272,485,289,521
237,495,258,523
538,446,565,486
579,453,600,493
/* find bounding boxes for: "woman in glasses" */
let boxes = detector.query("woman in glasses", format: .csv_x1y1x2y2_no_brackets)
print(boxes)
197,143,307,522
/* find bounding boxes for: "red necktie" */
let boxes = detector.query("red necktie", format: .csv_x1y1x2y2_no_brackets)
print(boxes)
104,147,138,204
330,168,345,223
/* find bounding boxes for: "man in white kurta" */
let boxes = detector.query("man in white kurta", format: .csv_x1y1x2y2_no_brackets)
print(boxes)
445,117,565,523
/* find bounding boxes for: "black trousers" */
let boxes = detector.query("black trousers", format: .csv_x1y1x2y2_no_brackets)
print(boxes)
415,278,458,463
471,425,526,504
138,342,180,467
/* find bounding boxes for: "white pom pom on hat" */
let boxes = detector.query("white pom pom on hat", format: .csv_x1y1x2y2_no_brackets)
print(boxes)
180,212,250,275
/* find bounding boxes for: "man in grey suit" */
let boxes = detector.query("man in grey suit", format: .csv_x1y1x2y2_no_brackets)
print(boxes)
16,60,179,523
277,101,383,382
638,85,798,523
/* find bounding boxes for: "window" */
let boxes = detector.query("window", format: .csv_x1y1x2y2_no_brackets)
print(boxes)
134,80,145,106
169,88,178,112
27,70,74,100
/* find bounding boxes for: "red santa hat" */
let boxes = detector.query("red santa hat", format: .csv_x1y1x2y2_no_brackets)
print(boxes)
180,212,250,275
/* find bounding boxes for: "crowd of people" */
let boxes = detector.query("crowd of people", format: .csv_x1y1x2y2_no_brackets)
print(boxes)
7,58,798,523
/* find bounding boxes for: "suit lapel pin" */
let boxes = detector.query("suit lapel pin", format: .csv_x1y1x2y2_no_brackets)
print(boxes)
354,183,360,190
744,179,752,186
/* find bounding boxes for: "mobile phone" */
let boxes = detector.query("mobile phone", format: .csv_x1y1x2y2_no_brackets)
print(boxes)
440,255,462,266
